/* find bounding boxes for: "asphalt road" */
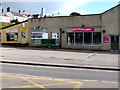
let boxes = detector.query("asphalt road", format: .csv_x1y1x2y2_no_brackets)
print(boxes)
2,63,118,82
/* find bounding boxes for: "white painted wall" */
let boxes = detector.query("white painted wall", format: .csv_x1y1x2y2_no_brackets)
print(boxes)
6,12,26,22
0,16,10,23
13,16,24,22
6,12,14,21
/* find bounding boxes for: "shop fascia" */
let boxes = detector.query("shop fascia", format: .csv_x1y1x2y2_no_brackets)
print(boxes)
73,27,94,32
6,28,18,33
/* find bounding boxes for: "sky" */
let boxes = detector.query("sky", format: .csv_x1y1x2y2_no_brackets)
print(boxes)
1,0,120,16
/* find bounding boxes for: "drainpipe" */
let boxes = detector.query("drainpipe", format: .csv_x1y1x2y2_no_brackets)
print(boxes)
59,28,62,48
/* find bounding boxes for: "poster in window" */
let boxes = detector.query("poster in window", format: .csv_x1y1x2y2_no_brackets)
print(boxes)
21,32,26,44
103,36,109,43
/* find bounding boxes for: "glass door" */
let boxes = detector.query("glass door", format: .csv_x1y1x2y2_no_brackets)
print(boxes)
111,36,119,50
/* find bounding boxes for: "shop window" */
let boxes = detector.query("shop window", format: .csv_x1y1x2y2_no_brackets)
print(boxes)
75,32,83,45
93,32,101,45
67,32,101,46
6,33,18,41
52,33,59,39
67,33,74,45
0,32,1,41
31,33,42,38
84,32,92,45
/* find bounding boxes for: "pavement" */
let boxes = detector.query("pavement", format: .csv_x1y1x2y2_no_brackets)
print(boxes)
0,46,120,71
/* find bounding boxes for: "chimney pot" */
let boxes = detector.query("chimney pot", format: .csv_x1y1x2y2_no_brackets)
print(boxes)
19,10,21,13
7,7,11,12
2,9,4,13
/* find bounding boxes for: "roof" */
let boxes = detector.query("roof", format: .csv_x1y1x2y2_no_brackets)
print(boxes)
1,20,28,30
24,13,33,17
0,15,10,17
101,4,120,14
10,11,24,17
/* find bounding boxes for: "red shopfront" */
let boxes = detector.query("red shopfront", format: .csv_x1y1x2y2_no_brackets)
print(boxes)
67,27,102,46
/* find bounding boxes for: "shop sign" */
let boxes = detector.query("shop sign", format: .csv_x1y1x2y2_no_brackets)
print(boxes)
103,36,109,43
6,29,18,33
73,28,94,32
32,29,46,32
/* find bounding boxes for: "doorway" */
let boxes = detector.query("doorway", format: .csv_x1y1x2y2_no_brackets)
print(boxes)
111,36,119,50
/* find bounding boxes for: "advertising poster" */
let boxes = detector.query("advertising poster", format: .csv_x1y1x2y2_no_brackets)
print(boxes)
103,36,109,43
21,32,26,44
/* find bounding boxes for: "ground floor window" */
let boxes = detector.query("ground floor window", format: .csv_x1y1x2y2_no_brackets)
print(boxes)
75,32,83,45
84,32,92,45
93,32,101,45
67,32,101,45
67,33,74,45
6,33,18,41
31,33,43,38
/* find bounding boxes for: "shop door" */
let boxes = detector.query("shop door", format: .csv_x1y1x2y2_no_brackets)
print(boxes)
111,36,119,50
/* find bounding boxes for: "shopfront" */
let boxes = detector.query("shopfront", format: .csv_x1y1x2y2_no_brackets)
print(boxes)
1,21,29,45
28,4,119,50
67,28,101,46
30,29,59,46
6,29,18,42
110,36,120,50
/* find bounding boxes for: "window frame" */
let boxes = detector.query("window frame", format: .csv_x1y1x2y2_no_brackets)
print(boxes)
67,32,102,46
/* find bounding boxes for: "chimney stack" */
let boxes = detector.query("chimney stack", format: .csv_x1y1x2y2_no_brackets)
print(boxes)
23,10,25,13
7,7,11,12
41,8,45,17
2,9,4,13
19,10,21,13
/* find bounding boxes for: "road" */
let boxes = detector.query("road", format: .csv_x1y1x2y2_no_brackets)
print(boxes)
2,63,118,82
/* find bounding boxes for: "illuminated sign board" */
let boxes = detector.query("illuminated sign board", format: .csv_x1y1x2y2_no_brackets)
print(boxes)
73,28,94,32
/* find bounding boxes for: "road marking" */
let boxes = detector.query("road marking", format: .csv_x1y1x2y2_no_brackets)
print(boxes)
19,77,48,90
1,74,82,84
1,74,83,89
43,82,75,86
79,53,96,61
9,85,35,88
0,78,15,79
73,82,83,90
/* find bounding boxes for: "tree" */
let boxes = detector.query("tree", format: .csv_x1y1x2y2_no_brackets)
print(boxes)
11,19,19,24
70,12,81,16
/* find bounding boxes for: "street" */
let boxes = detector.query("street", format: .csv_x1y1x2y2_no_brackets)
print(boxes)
2,63,118,82
1,63,119,89
0,46,119,89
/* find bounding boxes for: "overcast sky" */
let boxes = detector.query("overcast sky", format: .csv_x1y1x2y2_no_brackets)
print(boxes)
1,0,119,16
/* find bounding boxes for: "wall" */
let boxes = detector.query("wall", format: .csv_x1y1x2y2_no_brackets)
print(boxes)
28,5,119,50
28,15,102,50
1,21,29,44
6,12,14,21
102,5,119,50
13,16,24,22
0,16,10,23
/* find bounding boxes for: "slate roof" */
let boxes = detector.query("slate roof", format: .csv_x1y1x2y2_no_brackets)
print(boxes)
10,11,24,17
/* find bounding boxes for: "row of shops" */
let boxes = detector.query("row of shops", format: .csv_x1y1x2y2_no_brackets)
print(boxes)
0,4,120,50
